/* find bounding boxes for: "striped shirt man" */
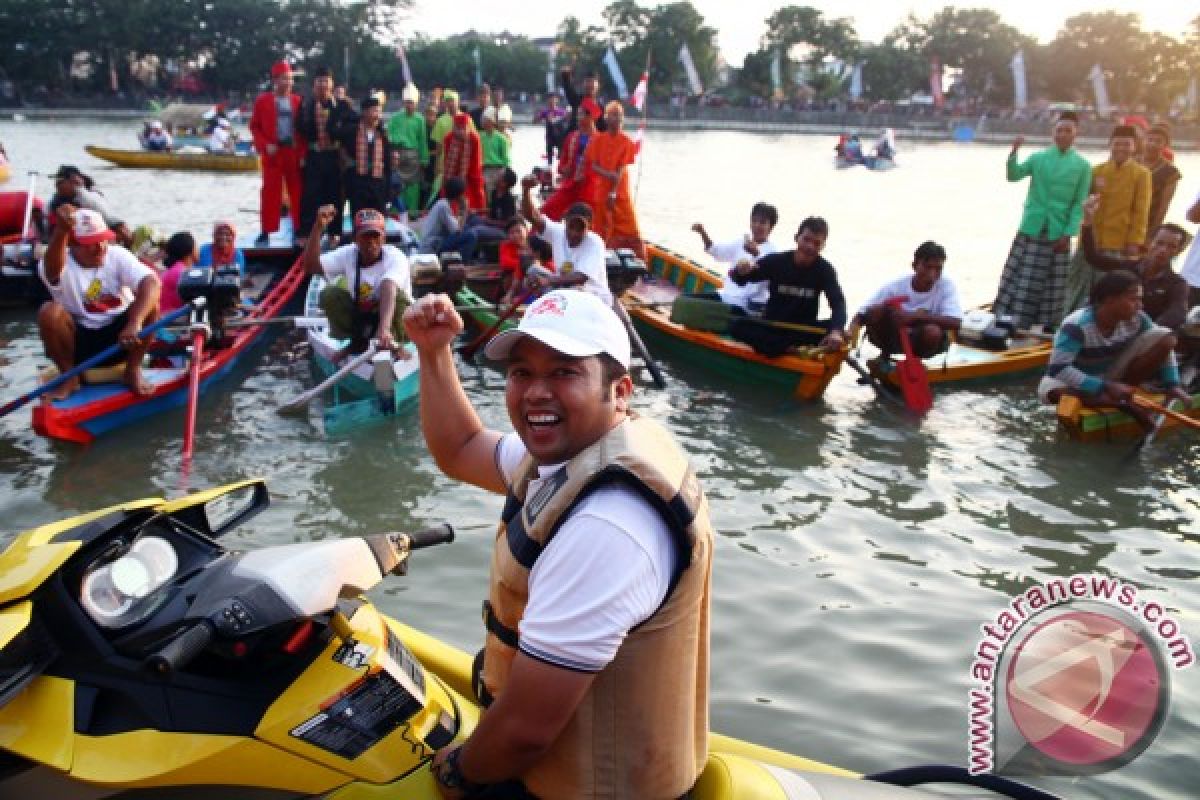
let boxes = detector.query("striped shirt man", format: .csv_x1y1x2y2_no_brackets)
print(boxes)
1040,307,1179,401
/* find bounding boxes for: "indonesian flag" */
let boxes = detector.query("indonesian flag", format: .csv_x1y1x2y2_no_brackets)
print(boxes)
631,71,648,112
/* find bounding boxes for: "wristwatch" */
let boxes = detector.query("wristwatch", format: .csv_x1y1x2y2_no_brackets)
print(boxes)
432,746,484,794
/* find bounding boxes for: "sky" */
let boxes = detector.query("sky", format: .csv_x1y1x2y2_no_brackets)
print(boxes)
404,1,1196,66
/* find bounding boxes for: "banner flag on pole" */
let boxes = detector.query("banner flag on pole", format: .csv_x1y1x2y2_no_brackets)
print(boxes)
473,46,482,89
930,57,944,109
1089,63,1111,115
1010,50,1027,110
546,47,556,95
678,43,703,96
603,46,629,99
395,43,413,87
849,63,863,99
770,50,782,97
631,71,649,112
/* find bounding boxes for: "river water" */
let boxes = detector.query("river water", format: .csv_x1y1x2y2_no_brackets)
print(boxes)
1,118,1198,799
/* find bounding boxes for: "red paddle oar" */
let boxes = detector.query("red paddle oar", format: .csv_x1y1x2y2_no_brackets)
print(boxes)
458,288,535,361
890,301,933,414
182,299,210,464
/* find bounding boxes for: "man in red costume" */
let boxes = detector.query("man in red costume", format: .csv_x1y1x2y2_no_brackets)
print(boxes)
441,112,485,212
250,60,306,245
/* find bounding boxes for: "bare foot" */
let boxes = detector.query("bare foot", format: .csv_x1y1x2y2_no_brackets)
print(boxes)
47,375,81,401
124,367,155,397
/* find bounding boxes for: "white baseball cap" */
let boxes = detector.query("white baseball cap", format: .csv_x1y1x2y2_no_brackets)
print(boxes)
72,209,115,245
484,290,630,369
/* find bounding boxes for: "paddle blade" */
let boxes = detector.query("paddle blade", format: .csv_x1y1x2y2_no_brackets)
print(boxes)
897,358,933,414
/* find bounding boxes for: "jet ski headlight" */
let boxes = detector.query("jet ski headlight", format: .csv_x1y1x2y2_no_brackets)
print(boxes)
80,537,179,628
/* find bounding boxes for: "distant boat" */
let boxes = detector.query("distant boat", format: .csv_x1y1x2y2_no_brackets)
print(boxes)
85,145,259,173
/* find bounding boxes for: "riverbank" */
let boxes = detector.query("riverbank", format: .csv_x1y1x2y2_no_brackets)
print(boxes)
6,106,1194,150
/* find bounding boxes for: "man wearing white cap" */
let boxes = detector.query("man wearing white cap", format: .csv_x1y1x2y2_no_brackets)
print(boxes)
142,121,172,151
37,205,161,399
386,83,429,216
405,290,713,800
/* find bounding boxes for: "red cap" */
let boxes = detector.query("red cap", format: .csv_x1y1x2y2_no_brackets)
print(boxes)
270,61,292,78
353,209,386,235
72,209,116,246
453,111,471,126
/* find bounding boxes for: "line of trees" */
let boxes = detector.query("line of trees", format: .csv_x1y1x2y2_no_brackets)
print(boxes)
1,0,1198,114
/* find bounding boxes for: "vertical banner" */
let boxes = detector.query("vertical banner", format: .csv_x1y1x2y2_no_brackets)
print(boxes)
545,47,556,95
930,57,944,109
678,43,704,96
1089,64,1111,115
603,46,629,99
631,71,649,112
473,46,482,89
849,62,863,100
770,49,783,99
1010,50,1027,110
395,44,413,87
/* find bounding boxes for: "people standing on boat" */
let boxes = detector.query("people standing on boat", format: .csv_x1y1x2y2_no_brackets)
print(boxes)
420,177,478,261
48,165,134,248
852,241,962,362
1137,124,1182,236
250,60,306,246
727,216,847,357
37,206,161,399
296,65,352,248
479,108,511,197
540,100,599,222
337,94,393,230
534,93,568,166
197,221,246,278
585,102,644,259
422,102,441,207
1063,125,1151,314
1038,270,1188,427
157,232,199,315
304,207,411,357
560,65,607,134
992,112,1091,331
429,89,466,199
403,288,713,800
386,84,429,219
141,121,173,152
689,202,780,312
520,176,612,304
441,112,486,212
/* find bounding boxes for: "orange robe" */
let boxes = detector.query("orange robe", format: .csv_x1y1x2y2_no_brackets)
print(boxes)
584,130,643,258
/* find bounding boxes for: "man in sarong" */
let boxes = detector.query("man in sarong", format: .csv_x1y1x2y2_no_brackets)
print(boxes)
993,112,1091,330
297,65,352,247
584,102,643,259
337,94,393,221
386,83,429,216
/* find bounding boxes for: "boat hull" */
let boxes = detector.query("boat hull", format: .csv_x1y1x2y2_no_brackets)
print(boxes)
1056,389,1200,442
32,258,309,444
85,145,259,172
628,243,846,401
879,338,1051,388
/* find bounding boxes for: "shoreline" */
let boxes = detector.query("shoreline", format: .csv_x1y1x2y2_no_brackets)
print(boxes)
4,107,1192,150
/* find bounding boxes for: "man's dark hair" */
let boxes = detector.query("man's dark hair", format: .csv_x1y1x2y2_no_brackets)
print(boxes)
444,176,466,200
314,65,333,79
1089,269,1140,306
1057,110,1079,124
913,240,946,263
750,202,779,228
529,235,553,263
798,216,828,238
1155,223,1191,250
502,167,517,189
1110,124,1137,141
164,232,196,266
504,216,527,232
598,353,628,396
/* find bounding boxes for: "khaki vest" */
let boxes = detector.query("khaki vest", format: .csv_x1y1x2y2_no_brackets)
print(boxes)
480,416,713,800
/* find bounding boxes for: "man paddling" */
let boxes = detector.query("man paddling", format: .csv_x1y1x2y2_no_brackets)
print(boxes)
852,241,962,364
404,289,713,800
37,206,160,399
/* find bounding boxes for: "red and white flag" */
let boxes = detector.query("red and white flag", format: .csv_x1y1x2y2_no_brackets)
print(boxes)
631,71,649,112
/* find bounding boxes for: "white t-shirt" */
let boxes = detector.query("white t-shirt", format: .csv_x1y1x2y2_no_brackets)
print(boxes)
540,218,612,305
208,126,231,152
38,245,154,329
495,433,675,672
708,236,778,309
857,273,964,320
320,244,412,309
1180,189,1200,289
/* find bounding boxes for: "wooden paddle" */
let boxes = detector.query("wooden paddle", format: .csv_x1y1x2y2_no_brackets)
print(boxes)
458,289,535,361
613,298,666,389
891,309,933,414
277,342,379,414
0,305,192,419
18,171,37,241
1131,394,1200,432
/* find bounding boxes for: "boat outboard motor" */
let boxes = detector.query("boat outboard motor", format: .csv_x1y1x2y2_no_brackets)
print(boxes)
177,266,242,344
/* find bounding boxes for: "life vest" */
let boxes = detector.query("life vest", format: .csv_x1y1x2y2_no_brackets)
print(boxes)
479,415,713,800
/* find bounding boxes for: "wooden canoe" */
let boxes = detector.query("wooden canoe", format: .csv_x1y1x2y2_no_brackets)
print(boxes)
32,258,308,444
85,145,259,173
878,335,1052,388
1056,389,1200,442
626,243,846,401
